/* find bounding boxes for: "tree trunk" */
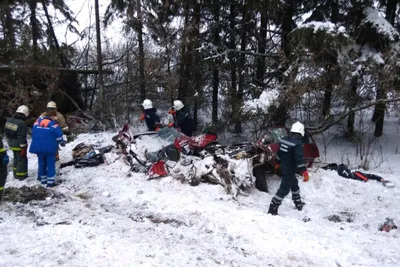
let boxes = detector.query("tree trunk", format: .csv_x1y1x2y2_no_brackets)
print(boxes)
235,0,250,134
322,0,339,118
178,1,190,101
371,0,396,134
347,75,358,137
4,3,15,47
385,0,397,25
94,0,105,119
192,0,201,128
126,42,131,123
2,2,15,62
90,76,97,111
255,6,267,96
273,0,294,126
211,0,220,125
42,0,67,67
29,0,39,57
166,45,174,104
229,3,237,132
280,0,294,60
137,0,146,103
322,79,333,118
374,82,386,137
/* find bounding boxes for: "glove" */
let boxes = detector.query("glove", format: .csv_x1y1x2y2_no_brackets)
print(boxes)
139,115,145,121
2,154,9,166
302,170,309,182
168,109,176,115
168,122,174,128
60,141,66,147
274,164,280,173
20,147,27,157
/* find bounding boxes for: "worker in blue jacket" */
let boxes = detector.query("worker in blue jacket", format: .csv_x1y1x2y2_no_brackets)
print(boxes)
268,121,309,215
139,99,161,131
30,110,65,187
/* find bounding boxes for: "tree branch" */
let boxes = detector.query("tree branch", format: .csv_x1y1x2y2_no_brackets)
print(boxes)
307,97,400,134
0,66,114,75
57,89,94,120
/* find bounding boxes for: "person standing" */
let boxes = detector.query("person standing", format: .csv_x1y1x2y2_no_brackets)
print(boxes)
30,109,65,187
41,101,69,161
4,105,29,180
168,100,196,137
139,99,161,131
268,121,309,215
41,101,69,133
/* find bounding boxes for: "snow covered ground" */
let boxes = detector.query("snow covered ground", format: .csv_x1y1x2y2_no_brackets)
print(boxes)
1,120,400,267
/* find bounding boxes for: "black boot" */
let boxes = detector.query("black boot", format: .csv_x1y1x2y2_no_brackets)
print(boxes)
294,200,305,211
268,203,279,215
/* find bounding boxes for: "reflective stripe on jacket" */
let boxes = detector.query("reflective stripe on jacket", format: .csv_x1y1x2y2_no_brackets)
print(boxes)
4,115,28,148
41,111,69,132
276,136,306,175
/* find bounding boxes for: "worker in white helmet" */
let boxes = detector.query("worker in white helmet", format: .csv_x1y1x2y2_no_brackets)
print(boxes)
139,99,161,131
268,121,309,216
4,105,29,180
40,101,69,162
167,100,197,136
41,101,69,134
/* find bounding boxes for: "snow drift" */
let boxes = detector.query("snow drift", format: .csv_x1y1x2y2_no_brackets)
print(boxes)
0,120,399,267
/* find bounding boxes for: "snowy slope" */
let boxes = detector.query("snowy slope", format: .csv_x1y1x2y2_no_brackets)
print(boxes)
1,123,399,267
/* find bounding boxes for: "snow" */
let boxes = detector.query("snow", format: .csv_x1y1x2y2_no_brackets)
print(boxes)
297,21,348,36
1,119,400,267
356,45,386,65
242,89,279,114
362,7,399,42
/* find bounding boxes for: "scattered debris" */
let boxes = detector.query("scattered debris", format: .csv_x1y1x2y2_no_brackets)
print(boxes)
379,218,398,232
75,192,92,200
2,186,65,204
145,214,189,227
326,212,354,223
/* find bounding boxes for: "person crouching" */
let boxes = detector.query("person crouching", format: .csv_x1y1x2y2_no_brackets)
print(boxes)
30,109,65,187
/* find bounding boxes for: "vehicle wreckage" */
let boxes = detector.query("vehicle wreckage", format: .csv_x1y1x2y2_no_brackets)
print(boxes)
60,123,320,197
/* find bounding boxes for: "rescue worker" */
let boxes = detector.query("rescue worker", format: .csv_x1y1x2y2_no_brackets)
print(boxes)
168,100,196,137
41,101,69,161
0,136,9,202
268,121,309,215
4,105,29,180
139,99,161,131
41,101,69,133
30,109,65,187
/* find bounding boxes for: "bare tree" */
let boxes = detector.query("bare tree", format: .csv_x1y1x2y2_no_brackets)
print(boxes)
94,0,105,120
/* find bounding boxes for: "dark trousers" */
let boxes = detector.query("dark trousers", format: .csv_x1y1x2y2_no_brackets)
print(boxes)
353,171,382,182
272,173,301,205
12,150,28,179
0,164,7,202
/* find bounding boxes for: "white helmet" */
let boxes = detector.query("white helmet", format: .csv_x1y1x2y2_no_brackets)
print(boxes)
141,99,153,110
47,101,57,109
290,121,305,137
173,100,184,111
16,105,29,117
